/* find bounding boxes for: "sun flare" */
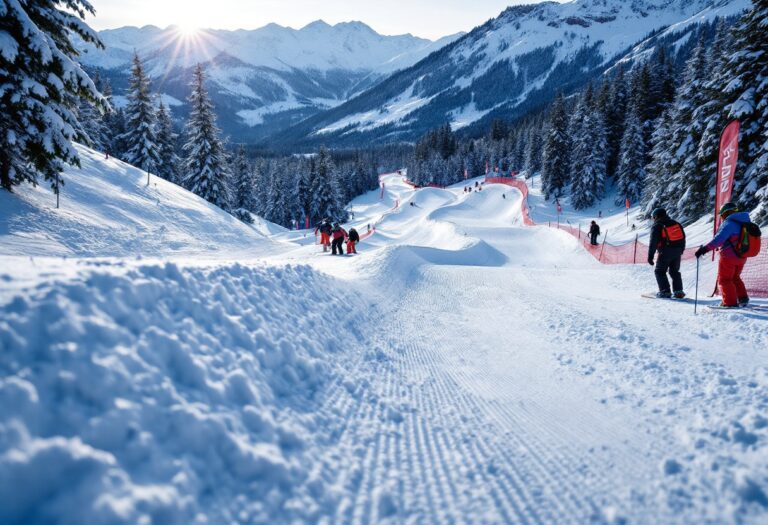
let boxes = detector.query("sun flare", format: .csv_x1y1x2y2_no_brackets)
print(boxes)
175,24,200,37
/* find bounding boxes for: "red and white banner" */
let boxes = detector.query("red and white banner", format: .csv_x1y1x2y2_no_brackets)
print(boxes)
714,120,740,233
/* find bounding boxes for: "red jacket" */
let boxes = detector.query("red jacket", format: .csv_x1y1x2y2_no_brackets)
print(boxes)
332,227,347,240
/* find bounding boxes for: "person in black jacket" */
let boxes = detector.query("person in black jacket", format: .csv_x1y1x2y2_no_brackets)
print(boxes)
347,227,360,254
589,221,600,246
648,208,686,298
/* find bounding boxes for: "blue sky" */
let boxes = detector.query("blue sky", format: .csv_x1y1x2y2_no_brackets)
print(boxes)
87,0,554,40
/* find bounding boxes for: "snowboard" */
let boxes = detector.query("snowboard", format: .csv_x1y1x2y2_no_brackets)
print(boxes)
706,304,768,312
641,293,694,303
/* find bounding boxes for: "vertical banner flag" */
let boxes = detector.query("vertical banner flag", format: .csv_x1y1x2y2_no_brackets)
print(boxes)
714,120,740,233
485,161,489,175
305,217,310,229
464,169,468,180
625,198,630,226
380,182,385,200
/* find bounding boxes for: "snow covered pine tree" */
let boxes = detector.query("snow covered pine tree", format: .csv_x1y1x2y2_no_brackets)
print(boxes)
0,0,105,194
155,101,181,184
183,64,231,209
119,53,160,185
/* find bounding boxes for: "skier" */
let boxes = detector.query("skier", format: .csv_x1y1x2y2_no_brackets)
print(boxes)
314,218,332,252
648,208,686,299
589,221,600,246
331,222,347,255
347,227,360,254
694,203,756,308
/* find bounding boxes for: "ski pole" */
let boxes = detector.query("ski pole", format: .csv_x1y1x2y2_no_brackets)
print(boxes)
694,256,700,315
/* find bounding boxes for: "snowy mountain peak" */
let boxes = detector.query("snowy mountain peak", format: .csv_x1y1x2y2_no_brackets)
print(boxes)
79,21,463,142
274,0,749,148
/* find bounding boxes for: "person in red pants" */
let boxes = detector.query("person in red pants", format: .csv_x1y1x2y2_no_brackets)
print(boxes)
346,227,360,254
695,203,751,308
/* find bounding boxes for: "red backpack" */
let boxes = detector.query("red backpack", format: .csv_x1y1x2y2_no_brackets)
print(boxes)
734,222,762,258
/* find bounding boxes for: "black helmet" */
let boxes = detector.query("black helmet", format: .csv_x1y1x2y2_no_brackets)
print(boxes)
718,202,739,217
651,208,667,220
333,222,340,228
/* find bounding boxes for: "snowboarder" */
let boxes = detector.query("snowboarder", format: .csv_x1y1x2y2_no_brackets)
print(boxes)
589,221,600,246
347,227,360,254
314,219,332,252
331,222,347,255
648,208,686,299
694,203,757,308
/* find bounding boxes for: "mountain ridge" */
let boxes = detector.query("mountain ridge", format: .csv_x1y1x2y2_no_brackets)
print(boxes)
265,0,749,149
78,21,464,142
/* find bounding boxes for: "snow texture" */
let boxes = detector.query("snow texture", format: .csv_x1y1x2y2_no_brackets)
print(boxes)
1,160,767,523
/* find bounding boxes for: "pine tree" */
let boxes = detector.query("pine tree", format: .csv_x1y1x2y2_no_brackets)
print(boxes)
231,145,254,211
0,0,105,192
251,159,269,217
119,53,160,180
183,64,231,209
666,34,710,220
606,66,629,178
524,124,543,176
541,94,570,200
615,104,646,206
155,101,180,183
643,108,674,215
570,85,608,209
77,72,109,151
310,146,346,222
109,108,129,160
719,0,768,212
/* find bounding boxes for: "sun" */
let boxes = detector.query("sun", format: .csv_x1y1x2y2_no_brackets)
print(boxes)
175,24,200,38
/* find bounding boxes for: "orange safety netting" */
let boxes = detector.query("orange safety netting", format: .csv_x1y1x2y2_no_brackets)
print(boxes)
486,176,768,297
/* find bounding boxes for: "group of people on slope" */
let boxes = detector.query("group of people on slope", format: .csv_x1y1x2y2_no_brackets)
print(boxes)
649,203,759,308
315,218,360,255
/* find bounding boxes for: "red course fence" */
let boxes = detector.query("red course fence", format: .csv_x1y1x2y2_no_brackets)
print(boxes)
485,176,768,297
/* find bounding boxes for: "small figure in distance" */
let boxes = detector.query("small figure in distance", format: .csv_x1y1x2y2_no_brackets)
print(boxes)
589,220,600,246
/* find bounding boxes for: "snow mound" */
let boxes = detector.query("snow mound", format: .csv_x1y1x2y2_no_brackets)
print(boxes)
0,262,371,524
0,145,273,258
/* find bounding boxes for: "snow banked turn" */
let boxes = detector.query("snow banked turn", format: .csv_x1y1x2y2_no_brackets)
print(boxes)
1,156,767,524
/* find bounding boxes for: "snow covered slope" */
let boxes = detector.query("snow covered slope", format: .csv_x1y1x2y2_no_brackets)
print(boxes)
274,0,749,147
2,171,767,523
79,23,462,142
0,145,272,258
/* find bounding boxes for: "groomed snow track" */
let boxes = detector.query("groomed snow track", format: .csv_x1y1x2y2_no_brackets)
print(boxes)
1,164,767,524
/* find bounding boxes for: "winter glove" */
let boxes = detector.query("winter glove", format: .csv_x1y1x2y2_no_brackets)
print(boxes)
648,256,654,266
695,246,708,258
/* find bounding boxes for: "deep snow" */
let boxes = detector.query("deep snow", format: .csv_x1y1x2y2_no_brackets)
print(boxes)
1,151,767,524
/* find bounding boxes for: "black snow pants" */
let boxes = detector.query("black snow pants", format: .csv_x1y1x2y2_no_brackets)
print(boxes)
332,237,345,255
654,246,685,293
590,233,599,246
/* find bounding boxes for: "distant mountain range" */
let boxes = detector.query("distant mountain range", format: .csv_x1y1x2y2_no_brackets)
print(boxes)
79,0,750,150
77,21,462,142
268,0,749,149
